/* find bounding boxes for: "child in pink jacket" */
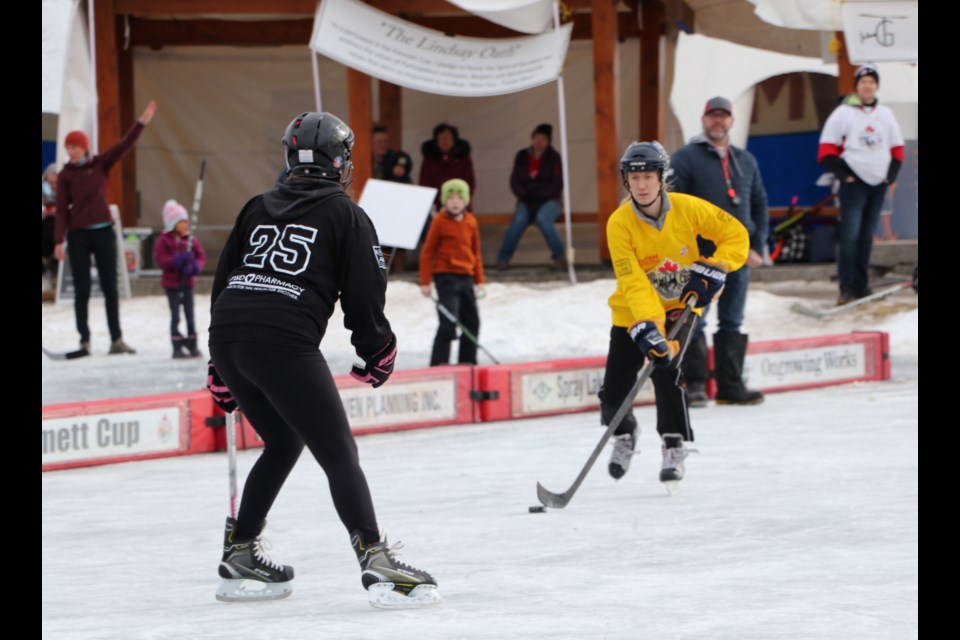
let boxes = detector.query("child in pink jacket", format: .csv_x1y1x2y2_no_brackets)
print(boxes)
153,200,206,358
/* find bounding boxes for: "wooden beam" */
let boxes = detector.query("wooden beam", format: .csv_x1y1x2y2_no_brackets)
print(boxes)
116,0,600,17
129,18,312,47
128,13,640,48
639,0,663,142
835,31,856,98
378,81,403,150
117,15,138,226
347,68,373,200
592,0,620,261
95,0,126,219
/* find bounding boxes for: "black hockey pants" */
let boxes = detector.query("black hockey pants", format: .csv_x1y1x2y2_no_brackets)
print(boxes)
210,341,379,543
599,309,699,442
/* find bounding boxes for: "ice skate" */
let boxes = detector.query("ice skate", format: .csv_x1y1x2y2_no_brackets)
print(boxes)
608,430,638,480
216,517,294,602
351,530,440,609
660,434,697,495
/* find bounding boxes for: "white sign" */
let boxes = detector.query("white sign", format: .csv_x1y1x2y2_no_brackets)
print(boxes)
358,180,437,250
42,407,182,465
747,344,868,389
339,379,458,429
514,367,656,417
311,0,573,97
842,2,918,63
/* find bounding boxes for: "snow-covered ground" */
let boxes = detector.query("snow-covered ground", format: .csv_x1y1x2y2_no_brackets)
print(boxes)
42,278,918,640
41,278,918,405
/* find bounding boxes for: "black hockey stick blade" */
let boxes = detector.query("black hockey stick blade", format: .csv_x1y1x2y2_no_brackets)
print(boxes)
536,301,696,509
42,346,90,360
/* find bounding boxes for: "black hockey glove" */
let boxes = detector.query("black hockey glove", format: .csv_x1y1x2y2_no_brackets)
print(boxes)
207,360,237,412
629,320,679,369
350,334,397,389
681,260,727,308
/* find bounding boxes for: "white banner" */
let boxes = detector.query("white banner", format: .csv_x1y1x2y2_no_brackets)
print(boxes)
841,2,918,63
42,407,182,465
514,367,655,417
746,343,868,389
311,0,572,97
339,379,458,429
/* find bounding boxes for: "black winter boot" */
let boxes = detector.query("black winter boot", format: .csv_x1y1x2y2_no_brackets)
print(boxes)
713,332,764,405
681,332,709,408
186,334,203,358
172,336,188,359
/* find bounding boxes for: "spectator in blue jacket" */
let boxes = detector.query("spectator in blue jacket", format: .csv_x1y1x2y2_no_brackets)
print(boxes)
668,97,768,407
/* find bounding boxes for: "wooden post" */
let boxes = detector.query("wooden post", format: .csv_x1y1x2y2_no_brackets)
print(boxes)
835,31,856,98
378,81,403,151
639,1,663,142
94,0,125,219
347,68,373,199
592,0,620,261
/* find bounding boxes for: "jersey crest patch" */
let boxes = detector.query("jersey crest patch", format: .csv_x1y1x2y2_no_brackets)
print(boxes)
613,258,633,277
648,259,690,300
373,245,386,270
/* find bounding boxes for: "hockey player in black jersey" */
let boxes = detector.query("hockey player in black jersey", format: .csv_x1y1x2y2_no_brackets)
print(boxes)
208,112,439,608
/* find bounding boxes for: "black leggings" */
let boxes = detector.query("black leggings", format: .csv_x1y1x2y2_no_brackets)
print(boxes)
164,287,196,337
599,310,699,441
67,226,121,342
209,341,378,543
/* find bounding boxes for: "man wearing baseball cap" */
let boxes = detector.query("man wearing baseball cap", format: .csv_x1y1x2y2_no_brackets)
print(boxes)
668,96,769,406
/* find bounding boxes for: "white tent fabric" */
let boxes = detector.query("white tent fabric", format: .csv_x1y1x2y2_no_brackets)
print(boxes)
448,0,554,35
132,42,641,229
53,1,96,166
42,0,78,115
671,33,838,146
749,0,844,31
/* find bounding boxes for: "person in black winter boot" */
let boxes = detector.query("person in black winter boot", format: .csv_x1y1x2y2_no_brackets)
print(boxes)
681,333,709,408
713,331,763,405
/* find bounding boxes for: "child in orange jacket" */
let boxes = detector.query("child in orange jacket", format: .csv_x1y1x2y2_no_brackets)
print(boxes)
419,179,485,366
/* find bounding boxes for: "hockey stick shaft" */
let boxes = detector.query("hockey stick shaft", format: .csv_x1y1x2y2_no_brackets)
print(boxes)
432,297,500,365
536,300,696,508
790,281,912,318
225,411,238,519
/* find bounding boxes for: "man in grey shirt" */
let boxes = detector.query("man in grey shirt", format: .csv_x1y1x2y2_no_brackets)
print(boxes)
668,97,767,406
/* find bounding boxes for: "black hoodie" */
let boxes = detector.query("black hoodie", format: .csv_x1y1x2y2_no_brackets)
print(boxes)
210,178,392,359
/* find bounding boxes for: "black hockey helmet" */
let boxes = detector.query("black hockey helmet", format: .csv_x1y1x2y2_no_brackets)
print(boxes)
282,112,354,182
619,141,670,188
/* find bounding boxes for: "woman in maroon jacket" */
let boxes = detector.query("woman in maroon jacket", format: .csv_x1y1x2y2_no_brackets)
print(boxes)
54,100,156,356
418,124,476,242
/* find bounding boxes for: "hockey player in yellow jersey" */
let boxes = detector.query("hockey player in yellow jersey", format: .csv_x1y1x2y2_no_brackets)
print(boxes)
602,141,749,491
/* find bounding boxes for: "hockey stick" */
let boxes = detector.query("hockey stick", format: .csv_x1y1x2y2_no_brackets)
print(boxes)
225,411,239,518
431,297,500,365
536,300,696,509
790,281,912,319
180,159,207,291
41,346,90,360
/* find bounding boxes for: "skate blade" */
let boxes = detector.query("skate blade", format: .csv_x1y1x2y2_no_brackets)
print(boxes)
215,578,293,602
367,583,441,609
662,480,681,496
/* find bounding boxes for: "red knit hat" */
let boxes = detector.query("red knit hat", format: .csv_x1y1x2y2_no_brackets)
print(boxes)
65,130,90,152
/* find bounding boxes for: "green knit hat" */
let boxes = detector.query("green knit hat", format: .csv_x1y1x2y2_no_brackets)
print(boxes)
440,178,471,208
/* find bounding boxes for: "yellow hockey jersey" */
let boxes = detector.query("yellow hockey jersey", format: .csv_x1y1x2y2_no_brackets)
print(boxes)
607,192,749,327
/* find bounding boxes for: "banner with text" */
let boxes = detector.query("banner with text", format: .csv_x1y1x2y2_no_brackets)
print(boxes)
311,0,572,97
42,406,184,466
841,2,918,63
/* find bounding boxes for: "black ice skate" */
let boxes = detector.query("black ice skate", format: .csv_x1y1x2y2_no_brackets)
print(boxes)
659,434,697,495
351,530,440,609
216,517,294,602
608,430,638,480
